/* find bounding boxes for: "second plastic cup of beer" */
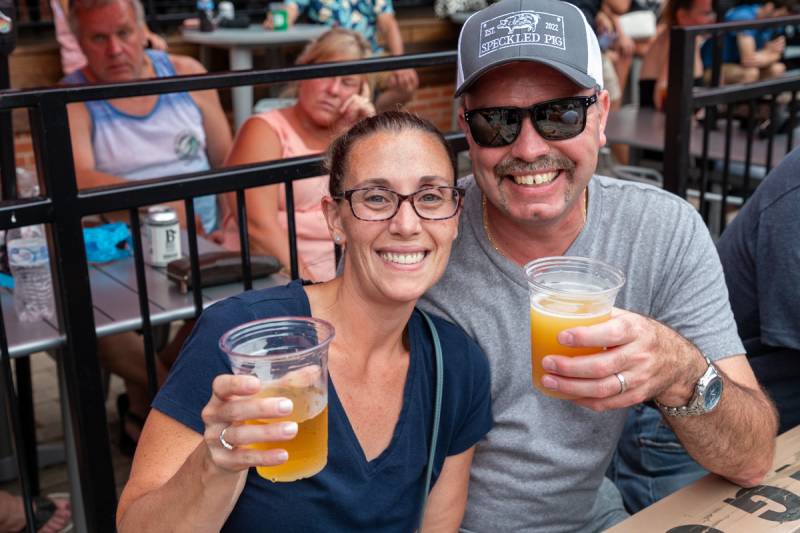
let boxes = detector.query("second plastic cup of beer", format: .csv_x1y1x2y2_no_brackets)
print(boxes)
219,316,334,482
524,257,625,399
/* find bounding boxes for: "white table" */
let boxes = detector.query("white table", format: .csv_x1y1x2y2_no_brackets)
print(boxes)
182,24,328,127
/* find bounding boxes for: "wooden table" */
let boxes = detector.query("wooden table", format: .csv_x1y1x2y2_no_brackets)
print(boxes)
608,425,800,533
181,24,328,128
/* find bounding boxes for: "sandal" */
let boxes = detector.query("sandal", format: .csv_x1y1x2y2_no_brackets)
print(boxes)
116,394,145,458
15,493,72,533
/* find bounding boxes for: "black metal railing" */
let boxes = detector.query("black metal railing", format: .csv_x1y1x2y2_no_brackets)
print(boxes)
664,15,800,233
11,0,266,30
0,51,464,531
12,0,430,31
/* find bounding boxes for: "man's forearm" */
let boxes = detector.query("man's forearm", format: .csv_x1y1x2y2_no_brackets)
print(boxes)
668,376,777,487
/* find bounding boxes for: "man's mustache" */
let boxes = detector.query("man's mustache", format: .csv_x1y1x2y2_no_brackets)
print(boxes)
494,155,575,176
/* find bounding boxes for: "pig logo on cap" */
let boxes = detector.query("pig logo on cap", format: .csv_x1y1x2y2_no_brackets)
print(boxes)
479,10,566,58
497,13,540,35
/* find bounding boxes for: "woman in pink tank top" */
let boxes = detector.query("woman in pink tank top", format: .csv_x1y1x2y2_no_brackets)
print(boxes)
222,29,375,282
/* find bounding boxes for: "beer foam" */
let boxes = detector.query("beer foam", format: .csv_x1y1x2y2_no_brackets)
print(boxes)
259,383,327,421
531,294,609,318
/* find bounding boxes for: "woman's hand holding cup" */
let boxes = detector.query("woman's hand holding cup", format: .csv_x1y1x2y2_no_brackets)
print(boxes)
202,374,297,474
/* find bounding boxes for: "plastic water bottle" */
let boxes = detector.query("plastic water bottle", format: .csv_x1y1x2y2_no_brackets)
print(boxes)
7,169,54,322
7,225,54,322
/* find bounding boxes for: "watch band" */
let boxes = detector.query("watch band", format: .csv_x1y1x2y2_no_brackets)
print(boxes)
653,399,706,417
654,356,720,417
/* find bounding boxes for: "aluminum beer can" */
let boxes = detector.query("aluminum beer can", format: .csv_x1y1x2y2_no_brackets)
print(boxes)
145,205,181,266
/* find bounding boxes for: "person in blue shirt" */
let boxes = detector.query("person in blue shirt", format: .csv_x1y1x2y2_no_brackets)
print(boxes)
703,0,797,84
264,0,419,112
717,146,800,436
115,111,493,532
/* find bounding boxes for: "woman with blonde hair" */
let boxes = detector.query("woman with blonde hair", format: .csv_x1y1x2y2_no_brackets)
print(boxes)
221,28,375,281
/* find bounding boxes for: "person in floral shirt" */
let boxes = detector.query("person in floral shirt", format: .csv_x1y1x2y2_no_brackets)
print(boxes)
264,0,419,111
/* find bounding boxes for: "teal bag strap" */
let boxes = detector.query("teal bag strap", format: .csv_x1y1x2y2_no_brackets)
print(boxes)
417,309,443,532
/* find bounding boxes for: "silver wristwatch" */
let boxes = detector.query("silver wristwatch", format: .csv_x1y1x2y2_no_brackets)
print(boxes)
655,356,723,417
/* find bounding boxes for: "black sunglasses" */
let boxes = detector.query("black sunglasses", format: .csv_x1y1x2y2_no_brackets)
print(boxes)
464,94,599,147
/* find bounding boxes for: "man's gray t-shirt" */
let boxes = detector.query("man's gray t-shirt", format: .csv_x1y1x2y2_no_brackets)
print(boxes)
420,175,744,532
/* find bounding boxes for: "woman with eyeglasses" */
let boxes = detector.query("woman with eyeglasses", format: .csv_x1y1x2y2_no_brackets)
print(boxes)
116,112,493,532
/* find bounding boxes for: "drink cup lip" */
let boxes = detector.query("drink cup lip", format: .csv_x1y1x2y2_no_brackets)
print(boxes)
524,256,626,298
219,316,335,362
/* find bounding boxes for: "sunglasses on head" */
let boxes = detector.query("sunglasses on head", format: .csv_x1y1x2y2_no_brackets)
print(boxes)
464,94,599,148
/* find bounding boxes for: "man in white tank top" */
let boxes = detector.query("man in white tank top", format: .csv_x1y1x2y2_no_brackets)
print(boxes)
65,0,232,231
64,0,233,454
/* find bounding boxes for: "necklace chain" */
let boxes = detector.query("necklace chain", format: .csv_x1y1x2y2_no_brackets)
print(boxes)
482,189,588,259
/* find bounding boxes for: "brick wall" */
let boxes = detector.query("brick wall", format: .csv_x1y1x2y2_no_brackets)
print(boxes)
407,83,457,133
14,133,36,177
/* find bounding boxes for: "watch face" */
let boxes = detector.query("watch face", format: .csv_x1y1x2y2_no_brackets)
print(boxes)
704,379,723,410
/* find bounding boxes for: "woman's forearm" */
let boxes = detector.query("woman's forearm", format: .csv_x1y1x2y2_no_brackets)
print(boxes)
118,443,247,533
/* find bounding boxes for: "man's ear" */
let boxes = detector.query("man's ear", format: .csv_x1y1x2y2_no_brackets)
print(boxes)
457,98,469,135
596,89,611,147
139,23,149,47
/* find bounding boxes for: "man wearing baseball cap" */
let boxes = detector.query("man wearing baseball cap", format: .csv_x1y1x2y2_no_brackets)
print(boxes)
421,0,777,530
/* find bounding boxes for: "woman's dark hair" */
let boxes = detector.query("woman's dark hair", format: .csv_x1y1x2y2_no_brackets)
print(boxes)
326,111,458,197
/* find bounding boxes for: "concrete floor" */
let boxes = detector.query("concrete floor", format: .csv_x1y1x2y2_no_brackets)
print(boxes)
0,353,133,504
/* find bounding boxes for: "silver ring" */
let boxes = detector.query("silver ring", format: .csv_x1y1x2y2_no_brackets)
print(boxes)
615,372,627,395
219,427,234,450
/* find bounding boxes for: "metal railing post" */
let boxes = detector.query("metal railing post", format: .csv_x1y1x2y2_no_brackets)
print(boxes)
664,26,696,196
31,96,118,532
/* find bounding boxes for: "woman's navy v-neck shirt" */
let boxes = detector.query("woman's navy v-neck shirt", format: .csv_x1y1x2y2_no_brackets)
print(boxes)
154,280,492,531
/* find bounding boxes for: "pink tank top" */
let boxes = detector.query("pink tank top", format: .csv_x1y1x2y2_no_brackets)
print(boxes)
51,0,87,75
223,108,335,282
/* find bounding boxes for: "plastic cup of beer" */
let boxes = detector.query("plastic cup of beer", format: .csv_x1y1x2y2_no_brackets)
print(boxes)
220,316,334,482
524,257,625,399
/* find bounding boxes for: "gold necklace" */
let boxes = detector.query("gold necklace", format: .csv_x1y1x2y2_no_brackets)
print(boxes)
482,189,588,258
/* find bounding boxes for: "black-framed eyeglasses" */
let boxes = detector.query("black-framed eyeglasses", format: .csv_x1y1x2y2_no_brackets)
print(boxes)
464,94,599,147
333,186,465,221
